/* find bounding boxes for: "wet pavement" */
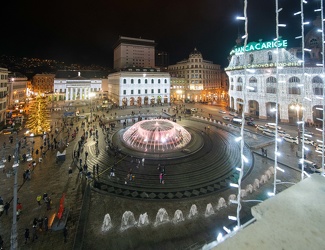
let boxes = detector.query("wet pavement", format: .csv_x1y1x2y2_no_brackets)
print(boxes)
0,104,304,250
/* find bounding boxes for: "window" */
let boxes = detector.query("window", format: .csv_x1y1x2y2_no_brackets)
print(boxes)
165,89,167,93
145,89,148,94
158,89,160,93
131,79,134,84
138,90,141,94
249,54,254,64
236,84,243,91
158,79,161,84
145,79,148,84
131,90,134,94
312,76,323,95
231,85,234,90
123,79,126,84
151,89,154,94
151,79,154,84
123,90,126,95
236,56,240,66
164,79,167,83
288,76,301,95
138,79,141,84
268,51,273,61
266,77,277,94
237,77,243,83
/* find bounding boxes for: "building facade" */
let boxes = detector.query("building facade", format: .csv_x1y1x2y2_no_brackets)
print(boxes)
53,70,108,101
8,72,27,107
107,68,170,107
113,36,156,70
0,68,8,125
168,48,223,103
32,73,55,95
225,37,324,124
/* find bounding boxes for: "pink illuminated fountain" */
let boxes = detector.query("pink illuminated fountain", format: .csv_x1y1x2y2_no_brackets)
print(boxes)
122,119,191,152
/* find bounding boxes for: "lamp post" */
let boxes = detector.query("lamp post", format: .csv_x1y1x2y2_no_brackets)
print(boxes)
11,138,20,250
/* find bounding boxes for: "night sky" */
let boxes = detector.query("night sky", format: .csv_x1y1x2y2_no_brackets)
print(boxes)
0,0,322,68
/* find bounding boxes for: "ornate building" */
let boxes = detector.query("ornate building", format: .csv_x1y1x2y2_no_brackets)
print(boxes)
225,18,324,124
32,73,55,95
107,67,170,107
54,70,108,101
168,48,224,103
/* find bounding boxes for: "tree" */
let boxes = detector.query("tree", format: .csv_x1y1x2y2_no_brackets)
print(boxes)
25,96,50,135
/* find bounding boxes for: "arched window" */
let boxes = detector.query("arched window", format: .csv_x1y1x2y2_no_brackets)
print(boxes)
266,77,277,94
151,79,154,84
248,76,257,92
138,79,141,84
158,79,161,84
288,76,301,95
237,77,243,83
123,79,126,84
145,79,148,84
164,79,167,83
131,79,134,84
312,76,323,95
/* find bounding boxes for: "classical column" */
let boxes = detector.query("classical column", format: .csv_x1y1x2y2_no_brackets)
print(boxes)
259,101,267,120
65,88,69,100
70,88,73,100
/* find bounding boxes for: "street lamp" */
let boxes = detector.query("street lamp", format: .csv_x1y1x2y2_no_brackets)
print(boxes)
290,102,303,144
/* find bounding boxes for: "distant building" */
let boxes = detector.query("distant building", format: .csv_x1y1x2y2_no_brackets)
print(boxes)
53,70,109,101
113,36,156,70
8,72,27,106
155,50,169,70
107,67,170,107
32,73,55,95
170,77,187,102
0,67,8,125
168,48,223,102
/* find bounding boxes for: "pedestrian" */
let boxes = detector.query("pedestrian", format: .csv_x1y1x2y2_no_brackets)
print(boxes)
44,216,49,231
79,167,83,179
68,167,72,177
4,202,10,215
85,151,88,160
24,228,30,244
8,154,11,162
159,172,163,184
36,195,42,206
79,158,82,167
265,149,268,157
63,226,68,243
32,224,38,242
96,164,99,177
142,158,145,167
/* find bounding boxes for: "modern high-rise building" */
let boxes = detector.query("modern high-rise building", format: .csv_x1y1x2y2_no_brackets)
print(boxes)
155,50,169,70
113,36,156,70
0,68,8,125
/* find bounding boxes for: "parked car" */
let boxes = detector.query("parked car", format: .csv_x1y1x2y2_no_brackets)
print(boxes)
232,118,242,125
191,108,198,113
245,116,254,121
265,123,282,130
296,136,315,146
298,160,321,174
277,130,291,138
283,135,298,144
263,129,275,137
246,121,256,126
229,112,238,116
218,110,227,114
300,129,314,136
223,116,230,121
256,125,266,131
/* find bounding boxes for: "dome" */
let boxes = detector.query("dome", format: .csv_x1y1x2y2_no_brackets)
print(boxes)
189,48,202,58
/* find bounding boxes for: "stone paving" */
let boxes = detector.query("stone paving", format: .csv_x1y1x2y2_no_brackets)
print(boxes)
0,104,304,250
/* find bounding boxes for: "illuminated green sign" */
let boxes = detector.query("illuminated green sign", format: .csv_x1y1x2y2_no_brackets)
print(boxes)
231,40,288,55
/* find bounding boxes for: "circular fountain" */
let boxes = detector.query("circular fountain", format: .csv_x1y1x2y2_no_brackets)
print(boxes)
122,119,192,152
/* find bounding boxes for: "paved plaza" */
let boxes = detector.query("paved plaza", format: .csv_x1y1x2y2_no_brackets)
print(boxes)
0,103,302,250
